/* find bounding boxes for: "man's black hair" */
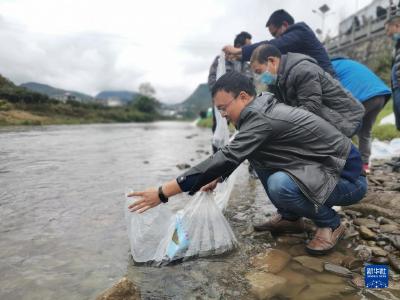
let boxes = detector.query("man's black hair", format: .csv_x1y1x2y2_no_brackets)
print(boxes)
234,31,252,48
250,44,281,65
266,9,295,27
211,71,256,98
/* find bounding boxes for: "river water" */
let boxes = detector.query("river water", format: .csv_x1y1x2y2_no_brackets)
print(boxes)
1,122,399,300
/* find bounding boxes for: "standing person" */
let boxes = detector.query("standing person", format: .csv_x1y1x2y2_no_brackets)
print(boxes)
208,31,253,153
385,15,400,130
331,57,391,173
223,9,335,76
249,44,364,138
128,72,367,255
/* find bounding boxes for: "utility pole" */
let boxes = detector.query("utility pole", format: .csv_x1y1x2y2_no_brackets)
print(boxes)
312,4,332,41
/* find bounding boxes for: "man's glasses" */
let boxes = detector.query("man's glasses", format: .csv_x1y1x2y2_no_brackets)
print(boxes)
217,98,235,113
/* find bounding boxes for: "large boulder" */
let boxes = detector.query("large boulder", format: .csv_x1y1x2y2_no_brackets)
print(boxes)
96,277,140,300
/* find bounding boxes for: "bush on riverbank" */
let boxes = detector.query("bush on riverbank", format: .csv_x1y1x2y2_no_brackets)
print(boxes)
0,98,162,126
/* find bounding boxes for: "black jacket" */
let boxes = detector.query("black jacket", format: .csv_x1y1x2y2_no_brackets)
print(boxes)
180,93,352,206
274,53,365,137
241,22,335,76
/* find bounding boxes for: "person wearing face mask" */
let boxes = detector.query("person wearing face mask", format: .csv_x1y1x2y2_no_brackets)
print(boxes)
385,15,400,130
250,44,365,138
223,9,336,77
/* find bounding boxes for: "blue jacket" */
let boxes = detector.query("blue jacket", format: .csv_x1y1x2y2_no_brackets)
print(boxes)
241,22,335,76
331,57,391,103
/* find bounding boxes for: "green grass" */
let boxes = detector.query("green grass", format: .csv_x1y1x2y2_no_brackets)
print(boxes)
196,117,213,128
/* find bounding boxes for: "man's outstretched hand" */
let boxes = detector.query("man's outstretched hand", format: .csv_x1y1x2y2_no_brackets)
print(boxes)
200,178,220,192
127,188,160,213
222,45,242,60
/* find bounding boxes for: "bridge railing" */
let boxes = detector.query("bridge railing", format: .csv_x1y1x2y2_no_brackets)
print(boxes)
324,7,398,52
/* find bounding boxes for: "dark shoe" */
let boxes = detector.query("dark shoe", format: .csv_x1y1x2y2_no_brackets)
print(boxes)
306,224,346,255
253,213,306,233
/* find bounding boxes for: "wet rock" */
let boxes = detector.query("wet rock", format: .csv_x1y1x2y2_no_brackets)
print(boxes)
341,256,364,271
288,244,308,257
293,256,324,272
354,245,372,262
176,163,191,170
380,224,400,234
354,218,380,229
343,227,359,240
296,283,353,300
377,240,387,247
359,225,376,240
343,209,363,218
388,254,400,273
370,256,389,264
252,231,274,241
384,245,395,252
185,134,198,139
349,274,364,289
276,236,304,245
367,241,376,247
240,226,254,236
277,269,308,299
323,262,353,278
383,234,400,250
379,217,399,225
323,252,345,265
232,212,247,222
369,246,388,257
390,269,400,280
250,249,291,274
245,271,287,300
96,277,140,300
315,273,345,284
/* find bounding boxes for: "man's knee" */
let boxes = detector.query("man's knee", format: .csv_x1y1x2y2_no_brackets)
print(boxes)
267,171,300,202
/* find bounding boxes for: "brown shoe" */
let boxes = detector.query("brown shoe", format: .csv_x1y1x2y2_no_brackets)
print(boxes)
306,224,346,255
253,213,306,233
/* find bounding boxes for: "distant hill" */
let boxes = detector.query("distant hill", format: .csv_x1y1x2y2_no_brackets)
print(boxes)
173,83,211,118
20,82,94,102
96,90,139,104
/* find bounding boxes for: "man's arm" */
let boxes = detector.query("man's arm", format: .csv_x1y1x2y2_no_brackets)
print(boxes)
208,56,219,90
128,179,182,213
268,29,305,54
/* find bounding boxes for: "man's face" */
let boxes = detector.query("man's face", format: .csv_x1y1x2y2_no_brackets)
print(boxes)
251,57,280,75
386,22,400,37
268,22,288,38
214,90,247,125
244,38,252,46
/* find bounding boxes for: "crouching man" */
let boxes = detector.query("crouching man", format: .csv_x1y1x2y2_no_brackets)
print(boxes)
128,72,367,255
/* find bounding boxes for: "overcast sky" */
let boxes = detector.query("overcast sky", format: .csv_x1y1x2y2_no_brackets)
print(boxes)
0,0,373,103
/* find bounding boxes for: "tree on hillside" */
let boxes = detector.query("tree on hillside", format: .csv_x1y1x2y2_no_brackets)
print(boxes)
138,82,156,98
133,95,160,114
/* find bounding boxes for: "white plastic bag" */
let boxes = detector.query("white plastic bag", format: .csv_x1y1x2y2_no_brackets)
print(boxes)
125,191,238,264
212,108,230,150
212,51,230,151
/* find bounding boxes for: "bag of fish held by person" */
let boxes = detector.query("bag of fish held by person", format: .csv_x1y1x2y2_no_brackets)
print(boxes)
125,189,238,265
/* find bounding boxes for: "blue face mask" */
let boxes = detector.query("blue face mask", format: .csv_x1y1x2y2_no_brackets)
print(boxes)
257,71,277,85
393,33,400,42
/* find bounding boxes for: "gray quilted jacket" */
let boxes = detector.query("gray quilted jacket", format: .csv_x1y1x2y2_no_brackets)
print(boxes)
181,93,351,206
273,53,365,137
